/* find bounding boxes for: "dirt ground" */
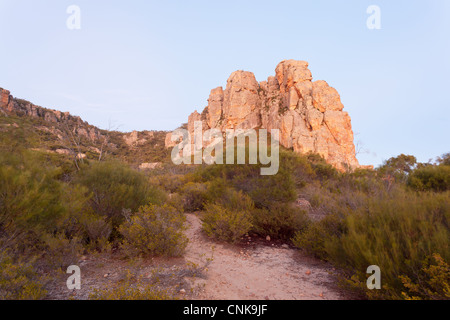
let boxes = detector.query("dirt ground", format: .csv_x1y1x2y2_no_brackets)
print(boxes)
46,213,352,300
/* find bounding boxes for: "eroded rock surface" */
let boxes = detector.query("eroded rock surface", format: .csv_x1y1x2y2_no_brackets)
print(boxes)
165,60,360,170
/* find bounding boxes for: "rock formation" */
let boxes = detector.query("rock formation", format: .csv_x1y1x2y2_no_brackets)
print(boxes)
165,60,360,170
0,87,103,142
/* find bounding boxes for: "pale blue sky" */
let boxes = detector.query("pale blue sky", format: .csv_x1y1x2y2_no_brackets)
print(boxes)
0,0,449,166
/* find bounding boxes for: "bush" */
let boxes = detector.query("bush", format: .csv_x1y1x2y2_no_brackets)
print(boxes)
76,161,167,230
190,150,298,209
252,203,309,242
0,251,47,300
202,202,252,243
400,253,450,300
408,165,450,192
180,182,208,212
119,204,188,257
0,152,67,253
325,190,450,299
292,212,346,259
41,233,83,270
81,214,113,252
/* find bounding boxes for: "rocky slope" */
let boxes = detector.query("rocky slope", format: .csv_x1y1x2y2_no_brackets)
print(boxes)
166,60,360,170
0,87,168,166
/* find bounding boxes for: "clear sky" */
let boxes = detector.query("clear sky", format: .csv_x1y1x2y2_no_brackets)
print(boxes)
0,0,449,166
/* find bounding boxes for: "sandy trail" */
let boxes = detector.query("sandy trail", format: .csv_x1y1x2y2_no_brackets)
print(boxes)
184,213,349,300
45,213,350,300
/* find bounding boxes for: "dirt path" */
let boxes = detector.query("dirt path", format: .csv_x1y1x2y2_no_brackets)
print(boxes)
45,213,351,300
184,213,349,300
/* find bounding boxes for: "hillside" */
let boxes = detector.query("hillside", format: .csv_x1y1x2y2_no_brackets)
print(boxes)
0,85,449,301
0,87,169,169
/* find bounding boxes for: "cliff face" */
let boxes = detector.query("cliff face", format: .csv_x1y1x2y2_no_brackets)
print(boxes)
166,60,360,170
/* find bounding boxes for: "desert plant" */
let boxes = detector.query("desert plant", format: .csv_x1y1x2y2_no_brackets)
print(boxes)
180,182,209,212
408,164,450,192
202,203,252,243
41,233,83,270
119,204,188,257
400,253,450,300
76,161,167,229
325,190,450,299
252,203,309,242
0,251,47,300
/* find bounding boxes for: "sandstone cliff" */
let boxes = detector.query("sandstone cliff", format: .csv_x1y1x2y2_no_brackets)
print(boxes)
166,60,360,170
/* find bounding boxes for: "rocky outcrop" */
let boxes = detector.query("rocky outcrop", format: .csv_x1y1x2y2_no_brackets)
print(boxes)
165,60,360,170
0,87,103,142
123,130,155,147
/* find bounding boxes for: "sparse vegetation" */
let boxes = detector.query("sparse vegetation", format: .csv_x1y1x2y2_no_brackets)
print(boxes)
0,108,448,300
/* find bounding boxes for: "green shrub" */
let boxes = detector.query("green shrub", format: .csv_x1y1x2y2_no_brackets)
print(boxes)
202,203,252,243
0,252,47,300
241,168,297,208
151,173,184,193
325,190,450,299
81,214,113,252
41,233,83,270
252,203,309,242
209,184,255,212
119,204,188,257
0,152,66,253
292,212,346,259
400,253,450,300
408,165,450,192
180,182,209,212
190,150,298,209
166,193,185,213
76,161,167,229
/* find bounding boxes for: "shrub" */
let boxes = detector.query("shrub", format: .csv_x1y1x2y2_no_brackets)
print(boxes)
180,182,209,212
81,214,113,252
325,190,450,299
400,253,450,300
209,184,255,212
151,173,184,193
119,204,188,257
0,251,47,300
242,168,297,208
202,203,252,243
252,203,309,242
408,165,450,192
166,193,185,213
191,150,298,209
76,161,167,229
292,212,346,259
41,233,83,270
0,152,66,253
